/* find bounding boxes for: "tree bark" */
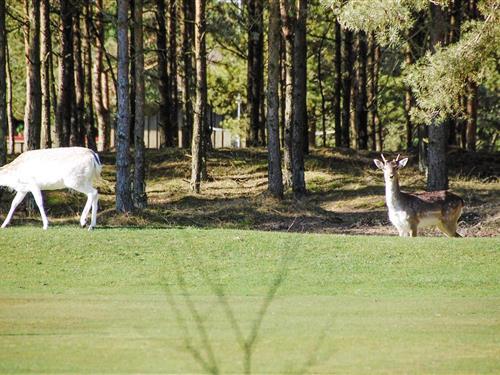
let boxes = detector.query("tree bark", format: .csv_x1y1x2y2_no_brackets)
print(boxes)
368,33,381,151
317,32,326,147
279,0,294,187
355,31,368,150
291,0,307,197
84,1,97,151
24,0,42,151
73,7,85,146
341,29,353,148
465,80,477,151
56,0,74,147
92,0,109,151
247,0,264,147
427,3,449,191
333,20,342,148
6,41,14,154
0,0,6,164
190,0,206,193
133,0,147,208
168,0,179,146
116,0,133,212
266,0,284,198
40,0,51,149
181,0,194,148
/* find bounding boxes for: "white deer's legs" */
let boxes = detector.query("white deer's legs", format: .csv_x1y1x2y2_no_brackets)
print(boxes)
71,184,98,230
31,188,49,230
1,191,27,228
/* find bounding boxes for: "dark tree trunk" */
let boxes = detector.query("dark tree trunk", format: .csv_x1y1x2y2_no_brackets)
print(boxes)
133,0,147,208
84,1,97,151
427,3,449,191
368,33,381,151
404,42,414,151
291,0,307,197
181,0,194,148
279,0,294,187
116,0,133,212
40,0,51,149
73,8,85,146
93,0,109,151
155,0,172,147
129,0,136,146
168,0,179,146
0,0,6,164
355,31,368,150
333,20,342,148
56,0,74,147
465,80,477,151
6,41,14,154
317,33,326,147
447,0,462,146
24,0,42,151
341,29,353,148
190,0,206,193
266,0,284,198
247,0,264,146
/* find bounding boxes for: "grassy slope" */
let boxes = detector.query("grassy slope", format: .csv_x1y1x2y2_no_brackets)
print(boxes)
0,227,498,373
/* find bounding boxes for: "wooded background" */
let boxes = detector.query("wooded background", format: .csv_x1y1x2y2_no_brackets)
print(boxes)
0,0,498,210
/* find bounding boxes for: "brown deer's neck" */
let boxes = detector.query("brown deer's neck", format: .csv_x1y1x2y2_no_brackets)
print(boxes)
385,176,402,207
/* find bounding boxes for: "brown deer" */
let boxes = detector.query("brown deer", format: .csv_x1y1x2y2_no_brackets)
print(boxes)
374,154,464,237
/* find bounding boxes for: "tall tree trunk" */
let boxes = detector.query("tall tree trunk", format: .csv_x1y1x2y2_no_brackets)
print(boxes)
333,20,342,148
341,29,353,148
247,0,264,146
279,0,294,187
73,8,85,146
190,0,206,193
317,33,326,147
116,0,133,212
40,0,51,149
291,0,307,197
404,42,414,151
447,0,462,146
0,0,6,164
465,0,478,151
84,1,97,151
266,0,284,198
465,80,477,151
56,0,74,147
355,31,368,150
368,33,381,151
24,0,42,151
129,0,136,146
93,0,109,151
427,3,449,191
168,0,179,146
6,41,14,154
181,0,194,148
155,0,172,147
133,0,147,208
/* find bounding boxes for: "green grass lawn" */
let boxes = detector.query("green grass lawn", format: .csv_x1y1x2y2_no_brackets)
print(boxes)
0,227,499,373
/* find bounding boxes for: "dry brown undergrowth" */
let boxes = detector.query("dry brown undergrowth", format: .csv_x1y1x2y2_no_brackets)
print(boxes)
1,148,498,237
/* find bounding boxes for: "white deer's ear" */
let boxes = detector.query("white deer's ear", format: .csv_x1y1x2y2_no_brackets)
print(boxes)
374,159,385,169
398,158,409,169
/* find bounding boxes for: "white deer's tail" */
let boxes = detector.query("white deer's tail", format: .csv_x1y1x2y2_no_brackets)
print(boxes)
90,150,103,182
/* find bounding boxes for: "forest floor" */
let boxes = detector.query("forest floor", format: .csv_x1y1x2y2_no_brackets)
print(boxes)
1,147,498,236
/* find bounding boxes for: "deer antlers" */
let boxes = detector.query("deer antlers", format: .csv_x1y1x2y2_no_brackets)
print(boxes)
380,153,401,164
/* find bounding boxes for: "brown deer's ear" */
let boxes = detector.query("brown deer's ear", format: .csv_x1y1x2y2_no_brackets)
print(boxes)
398,158,409,169
374,159,385,170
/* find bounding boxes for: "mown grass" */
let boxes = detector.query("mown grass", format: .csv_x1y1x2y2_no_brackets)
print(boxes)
0,227,498,373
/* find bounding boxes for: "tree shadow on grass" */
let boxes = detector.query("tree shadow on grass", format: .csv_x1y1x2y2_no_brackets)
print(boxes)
163,238,334,374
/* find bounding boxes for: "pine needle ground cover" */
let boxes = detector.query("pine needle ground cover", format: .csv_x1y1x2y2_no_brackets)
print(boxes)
0,227,498,373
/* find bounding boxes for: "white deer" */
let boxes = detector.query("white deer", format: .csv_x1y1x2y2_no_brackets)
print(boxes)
0,147,102,230
374,154,464,237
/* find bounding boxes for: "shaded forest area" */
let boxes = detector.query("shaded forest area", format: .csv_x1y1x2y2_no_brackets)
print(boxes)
0,0,498,213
